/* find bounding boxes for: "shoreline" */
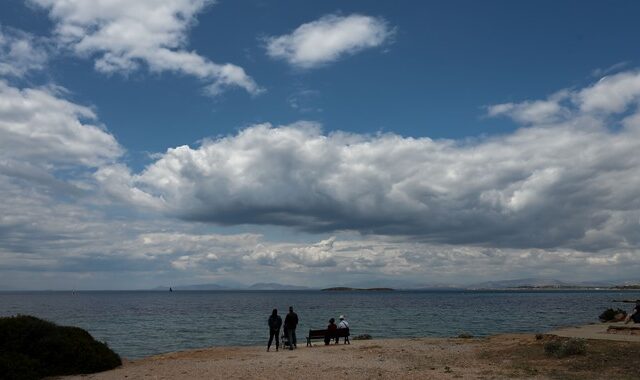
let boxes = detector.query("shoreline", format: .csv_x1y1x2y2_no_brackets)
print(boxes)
58,324,640,379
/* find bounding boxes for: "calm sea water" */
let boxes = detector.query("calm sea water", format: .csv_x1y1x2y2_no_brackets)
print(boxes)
1,290,638,359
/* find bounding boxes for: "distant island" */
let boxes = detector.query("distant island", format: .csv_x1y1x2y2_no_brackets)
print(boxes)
142,278,640,292
321,287,394,292
153,282,310,291
613,285,640,290
247,283,310,290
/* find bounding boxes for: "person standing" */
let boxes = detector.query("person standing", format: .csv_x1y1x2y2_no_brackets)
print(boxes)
267,309,282,351
284,306,299,350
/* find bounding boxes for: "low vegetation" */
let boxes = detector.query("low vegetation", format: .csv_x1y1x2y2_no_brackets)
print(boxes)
479,335,640,379
599,308,627,322
0,315,121,380
544,338,587,358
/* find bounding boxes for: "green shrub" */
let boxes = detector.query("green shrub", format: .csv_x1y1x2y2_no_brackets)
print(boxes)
599,308,626,322
0,315,121,380
544,338,587,358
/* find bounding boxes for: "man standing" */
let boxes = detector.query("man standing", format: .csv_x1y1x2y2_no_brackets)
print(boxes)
267,308,282,352
284,306,299,350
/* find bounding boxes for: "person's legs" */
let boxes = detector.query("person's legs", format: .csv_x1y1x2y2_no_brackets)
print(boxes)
275,329,280,351
287,328,294,350
268,329,275,351
292,328,297,348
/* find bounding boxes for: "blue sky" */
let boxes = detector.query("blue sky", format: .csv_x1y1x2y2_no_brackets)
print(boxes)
1,0,640,289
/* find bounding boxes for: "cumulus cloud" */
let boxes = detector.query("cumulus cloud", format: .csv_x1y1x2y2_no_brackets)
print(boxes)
486,95,570,125
0,79,131,289
30,0,261,95
98,71,640,253
0,27,48,77
0,81,122,167
243,236,337,269
265,14,393,68
489,70,640,122
575,70,640,113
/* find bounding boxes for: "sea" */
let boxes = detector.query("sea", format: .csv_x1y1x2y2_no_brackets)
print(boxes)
1,289,638,359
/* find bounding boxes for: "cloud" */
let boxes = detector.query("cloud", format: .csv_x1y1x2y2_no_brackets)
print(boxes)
99,71,640,252
0,81,123,167
265,14,393,68
486,96,570,125
287,89,322,113
575,70,640,113
30,0,262,95
490,71,640,122
0,27,48,77
242,236,337,269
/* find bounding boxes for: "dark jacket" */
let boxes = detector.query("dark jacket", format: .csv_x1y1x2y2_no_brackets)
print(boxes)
268,315,282,330
284,312,298,329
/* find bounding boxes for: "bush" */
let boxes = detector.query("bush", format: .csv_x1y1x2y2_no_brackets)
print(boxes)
544,338,587,358
599,308,627,322
0,315,121,380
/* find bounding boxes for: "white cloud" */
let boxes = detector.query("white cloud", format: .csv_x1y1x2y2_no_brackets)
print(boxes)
0,27,48,77
489,71,640,123
30,0,262,95
243,236,337,269
575,70,640,113
265,14,393,68
487,98,569,125
0,81,122,167
97,70,640,253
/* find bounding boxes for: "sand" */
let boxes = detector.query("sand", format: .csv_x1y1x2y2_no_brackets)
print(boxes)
58,326,640,380
549,321,640,342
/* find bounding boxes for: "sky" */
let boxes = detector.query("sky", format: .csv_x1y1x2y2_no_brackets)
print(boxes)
1,0,640,290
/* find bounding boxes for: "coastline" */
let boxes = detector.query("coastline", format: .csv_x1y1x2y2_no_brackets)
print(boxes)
58,324,640,380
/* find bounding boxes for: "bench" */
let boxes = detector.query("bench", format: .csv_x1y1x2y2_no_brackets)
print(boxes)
306,328,350,346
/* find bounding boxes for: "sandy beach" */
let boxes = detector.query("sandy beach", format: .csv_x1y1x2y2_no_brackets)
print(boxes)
59,325,640,380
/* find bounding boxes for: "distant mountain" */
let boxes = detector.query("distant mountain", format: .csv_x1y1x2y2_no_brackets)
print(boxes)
321,287,394,292
408,284,467,291
573,280,619,287
247,283,310,290
154,283,228,291
468,278,571,289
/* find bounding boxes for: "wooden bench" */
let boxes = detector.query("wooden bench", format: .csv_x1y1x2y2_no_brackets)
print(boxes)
306,328,350,346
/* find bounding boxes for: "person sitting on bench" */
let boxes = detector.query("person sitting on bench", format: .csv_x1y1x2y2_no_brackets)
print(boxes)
625,300,640,324
336,315,349,343
325,318,337,345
